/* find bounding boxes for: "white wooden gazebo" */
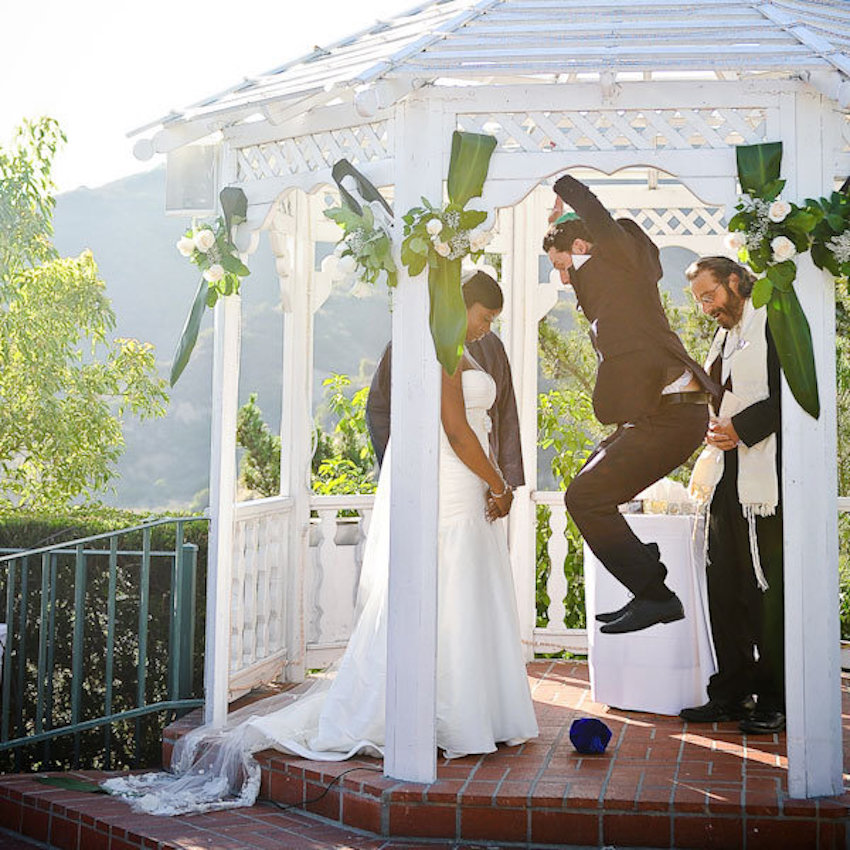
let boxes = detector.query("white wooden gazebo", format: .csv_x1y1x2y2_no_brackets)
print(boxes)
131,0,849,798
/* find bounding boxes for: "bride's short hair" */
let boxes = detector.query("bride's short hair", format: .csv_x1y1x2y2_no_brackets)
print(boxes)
462,270,503,310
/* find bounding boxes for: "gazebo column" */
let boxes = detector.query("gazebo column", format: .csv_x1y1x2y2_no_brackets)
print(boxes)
384,96,444,782
204,293,242,725
276,195,314,684
782,91,843,798
502,201,543,658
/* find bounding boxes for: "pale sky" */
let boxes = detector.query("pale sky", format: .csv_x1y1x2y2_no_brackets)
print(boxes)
1,0,414,194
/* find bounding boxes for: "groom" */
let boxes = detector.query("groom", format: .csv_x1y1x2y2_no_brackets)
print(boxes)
543,174,717,634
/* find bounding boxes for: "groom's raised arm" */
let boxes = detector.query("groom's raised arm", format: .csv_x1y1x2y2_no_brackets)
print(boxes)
552,174,635,263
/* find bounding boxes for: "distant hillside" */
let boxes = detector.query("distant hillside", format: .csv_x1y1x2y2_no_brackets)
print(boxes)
53,168,390,509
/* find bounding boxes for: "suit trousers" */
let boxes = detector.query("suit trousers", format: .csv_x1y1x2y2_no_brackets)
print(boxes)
705,450,785,709
565,402,708,599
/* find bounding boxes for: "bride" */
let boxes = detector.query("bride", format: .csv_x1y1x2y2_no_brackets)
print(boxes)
105,292,538,815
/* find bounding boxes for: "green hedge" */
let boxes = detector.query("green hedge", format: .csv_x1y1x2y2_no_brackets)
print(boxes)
0,508,208,772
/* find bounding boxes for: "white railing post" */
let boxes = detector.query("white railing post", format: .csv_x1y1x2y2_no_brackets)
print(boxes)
204,294,241,726
384,95,444,783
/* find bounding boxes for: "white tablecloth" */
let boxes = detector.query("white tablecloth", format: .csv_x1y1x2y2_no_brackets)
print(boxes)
584,514,716,715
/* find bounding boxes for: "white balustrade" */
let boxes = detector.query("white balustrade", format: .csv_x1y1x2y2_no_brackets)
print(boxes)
229,496,292,698
227,491,849,691
306,495,375,669
532,491,589,656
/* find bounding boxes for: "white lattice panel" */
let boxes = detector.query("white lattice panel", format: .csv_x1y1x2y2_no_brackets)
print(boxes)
458,108,768,153
614,206,727,237
236,120,393,180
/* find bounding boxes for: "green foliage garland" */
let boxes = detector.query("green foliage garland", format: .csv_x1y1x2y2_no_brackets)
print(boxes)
726,141,850,419
400,131,497,375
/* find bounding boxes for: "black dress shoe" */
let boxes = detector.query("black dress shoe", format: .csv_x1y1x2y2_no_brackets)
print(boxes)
595,544,660,623
596,597,635,624
739,709,785,734
599,594,684,634
680,697,756,723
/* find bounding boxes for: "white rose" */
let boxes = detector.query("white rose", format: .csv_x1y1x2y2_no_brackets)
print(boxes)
203,264,225,283
768,200,792,223
333,242,346,258
426,218,443,236
176,236,196,257
433,241,451,257
724,232,747,253
337,254,358,274
771,235,796,262
194,229,216,253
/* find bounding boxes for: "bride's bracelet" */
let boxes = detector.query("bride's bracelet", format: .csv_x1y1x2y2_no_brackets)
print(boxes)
489,481,512,499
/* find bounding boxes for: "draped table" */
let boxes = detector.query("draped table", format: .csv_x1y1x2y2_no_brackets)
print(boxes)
584,513,716,715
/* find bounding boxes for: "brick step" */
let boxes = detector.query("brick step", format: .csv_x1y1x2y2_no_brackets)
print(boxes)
0,771,460,850
2,661,849,849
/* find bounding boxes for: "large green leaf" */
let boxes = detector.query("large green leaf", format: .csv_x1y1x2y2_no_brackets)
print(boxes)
767,287,820,419
170,276,208,386
219,187,247,236
331,159,393,217
427,255,467,375
446,131,497,208
736,142,783,198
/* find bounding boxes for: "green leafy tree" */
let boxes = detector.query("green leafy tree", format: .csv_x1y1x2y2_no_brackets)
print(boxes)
236,393,281,498
235,375,377,500
312,374,377,496
0,118,168,507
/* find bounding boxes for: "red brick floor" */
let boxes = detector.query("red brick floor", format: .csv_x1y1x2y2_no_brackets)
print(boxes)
1,660,849,849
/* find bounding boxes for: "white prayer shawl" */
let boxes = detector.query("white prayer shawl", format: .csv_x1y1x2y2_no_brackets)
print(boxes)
688,302,777,590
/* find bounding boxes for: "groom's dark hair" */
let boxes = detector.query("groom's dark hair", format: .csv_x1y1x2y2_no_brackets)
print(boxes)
462,271,503,310
542,218,593,253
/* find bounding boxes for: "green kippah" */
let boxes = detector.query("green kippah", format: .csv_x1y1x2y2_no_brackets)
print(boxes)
555,212,579,224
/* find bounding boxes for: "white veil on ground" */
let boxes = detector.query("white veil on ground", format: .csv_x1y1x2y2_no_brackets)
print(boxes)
102,447,392,816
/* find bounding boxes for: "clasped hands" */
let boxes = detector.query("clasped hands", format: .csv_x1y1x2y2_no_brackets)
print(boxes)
485,487,513,522
706,415,740,451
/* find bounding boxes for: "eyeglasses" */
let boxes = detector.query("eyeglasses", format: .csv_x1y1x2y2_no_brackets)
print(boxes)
692,281,723,306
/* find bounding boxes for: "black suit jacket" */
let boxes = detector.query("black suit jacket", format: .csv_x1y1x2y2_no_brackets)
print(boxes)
554,176,717,425
365,333,525,488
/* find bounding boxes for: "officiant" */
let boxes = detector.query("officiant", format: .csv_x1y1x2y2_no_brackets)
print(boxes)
680,256,785,735
366,271,525,500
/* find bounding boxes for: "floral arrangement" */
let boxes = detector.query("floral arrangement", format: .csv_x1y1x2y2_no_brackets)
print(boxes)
324,133,498,375
401,199,493,270
170,187,248,386
723,141,850,419
323,200,397,290
176,218,250,308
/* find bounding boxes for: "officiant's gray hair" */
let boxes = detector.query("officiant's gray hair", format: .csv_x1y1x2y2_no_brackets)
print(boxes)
462,270,503,310
685,256,756,298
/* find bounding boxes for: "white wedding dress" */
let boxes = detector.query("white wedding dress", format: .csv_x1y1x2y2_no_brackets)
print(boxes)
104,368,538,815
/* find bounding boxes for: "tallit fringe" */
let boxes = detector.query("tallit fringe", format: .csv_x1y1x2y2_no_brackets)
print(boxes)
743,505,770,591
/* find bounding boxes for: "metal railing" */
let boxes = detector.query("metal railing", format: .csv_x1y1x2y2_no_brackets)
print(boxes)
0,517,207,769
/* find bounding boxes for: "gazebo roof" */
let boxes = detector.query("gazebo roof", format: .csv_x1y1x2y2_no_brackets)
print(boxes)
136,0,850,137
